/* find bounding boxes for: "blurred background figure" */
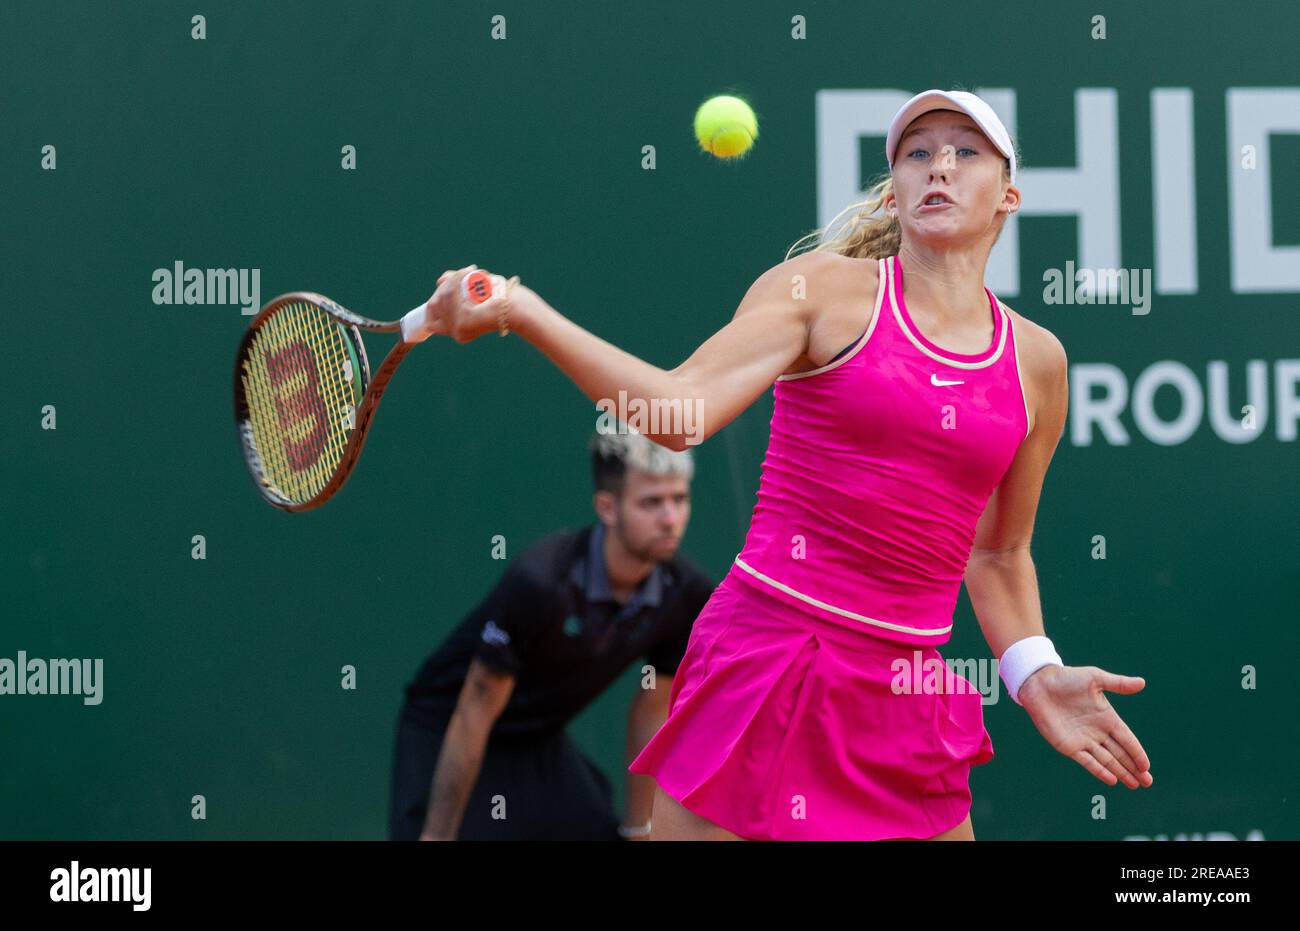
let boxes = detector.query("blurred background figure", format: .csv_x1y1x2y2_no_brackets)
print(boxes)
388,427,715,840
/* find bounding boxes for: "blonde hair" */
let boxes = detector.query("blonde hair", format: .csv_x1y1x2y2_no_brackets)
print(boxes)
785,139,1022,262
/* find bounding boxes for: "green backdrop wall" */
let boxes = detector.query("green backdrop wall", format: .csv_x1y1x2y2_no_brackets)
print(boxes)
4,0,1296,839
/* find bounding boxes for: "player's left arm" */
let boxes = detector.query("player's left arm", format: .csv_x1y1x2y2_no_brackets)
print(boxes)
965,317,1153,790
962,316,1068,657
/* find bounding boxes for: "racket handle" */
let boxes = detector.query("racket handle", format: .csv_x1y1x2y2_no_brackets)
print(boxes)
400,271,500,344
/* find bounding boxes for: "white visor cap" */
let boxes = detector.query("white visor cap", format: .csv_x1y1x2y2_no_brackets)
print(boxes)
886,89,1016,184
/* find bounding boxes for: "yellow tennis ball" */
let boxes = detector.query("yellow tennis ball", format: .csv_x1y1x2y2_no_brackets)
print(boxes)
694,95,758,159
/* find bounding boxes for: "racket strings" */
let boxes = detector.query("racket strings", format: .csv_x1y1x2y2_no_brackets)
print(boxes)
240,301,360,505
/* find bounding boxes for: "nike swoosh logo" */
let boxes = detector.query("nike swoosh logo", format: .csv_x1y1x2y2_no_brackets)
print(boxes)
931,373,965,386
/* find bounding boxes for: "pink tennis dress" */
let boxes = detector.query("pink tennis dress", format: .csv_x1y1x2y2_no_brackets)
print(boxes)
629,253,1031,840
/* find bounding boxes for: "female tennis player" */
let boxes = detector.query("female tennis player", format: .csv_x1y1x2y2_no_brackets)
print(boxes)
415,88,1154,841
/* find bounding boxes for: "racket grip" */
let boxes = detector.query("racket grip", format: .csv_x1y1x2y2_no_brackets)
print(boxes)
401,272,502,344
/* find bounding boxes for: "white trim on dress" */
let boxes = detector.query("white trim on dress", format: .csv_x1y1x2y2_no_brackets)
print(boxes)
776,257,889,382
733,556,954,638
889,255,1007,370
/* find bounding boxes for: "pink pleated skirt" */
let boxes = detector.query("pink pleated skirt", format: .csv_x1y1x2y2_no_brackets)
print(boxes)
629,569,994,840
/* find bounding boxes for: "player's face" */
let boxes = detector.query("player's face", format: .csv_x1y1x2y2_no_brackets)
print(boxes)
889,110,1012,244
612,469,692,562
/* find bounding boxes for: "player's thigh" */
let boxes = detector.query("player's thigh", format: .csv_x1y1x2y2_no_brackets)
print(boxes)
648,781,746,841
925,813,975,841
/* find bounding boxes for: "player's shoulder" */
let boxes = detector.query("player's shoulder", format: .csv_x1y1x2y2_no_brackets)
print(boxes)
750,250,880,315
1002,302,1066,373
766,249,878,284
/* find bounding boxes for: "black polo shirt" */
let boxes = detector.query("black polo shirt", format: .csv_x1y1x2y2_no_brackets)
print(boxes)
402,523,716,737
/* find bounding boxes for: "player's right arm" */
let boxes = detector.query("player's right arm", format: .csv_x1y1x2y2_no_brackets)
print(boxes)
424,254,827,450
516,254,822,449
418,658,515,841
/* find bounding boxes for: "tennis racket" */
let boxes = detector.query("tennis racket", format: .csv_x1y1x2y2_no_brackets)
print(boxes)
233,270,502,511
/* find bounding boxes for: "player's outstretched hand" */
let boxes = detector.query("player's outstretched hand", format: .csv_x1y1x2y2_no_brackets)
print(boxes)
1019,664,1154,789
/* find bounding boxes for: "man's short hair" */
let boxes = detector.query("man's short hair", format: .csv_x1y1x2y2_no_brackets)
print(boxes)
589,426,695,496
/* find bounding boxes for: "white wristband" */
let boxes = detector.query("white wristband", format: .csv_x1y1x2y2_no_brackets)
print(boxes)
999,635,1063,705
400,301,436,344
618,820,652,839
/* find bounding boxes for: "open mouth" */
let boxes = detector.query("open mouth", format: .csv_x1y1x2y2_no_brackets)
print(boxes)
920,192,954,208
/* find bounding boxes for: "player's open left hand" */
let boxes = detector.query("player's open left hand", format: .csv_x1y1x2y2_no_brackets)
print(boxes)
1018,664,1154,790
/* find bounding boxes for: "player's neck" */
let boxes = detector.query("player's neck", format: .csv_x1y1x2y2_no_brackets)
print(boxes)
897,243,990,326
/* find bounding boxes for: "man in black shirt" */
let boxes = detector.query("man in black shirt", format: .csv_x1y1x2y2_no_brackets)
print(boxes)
388,429,715,841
